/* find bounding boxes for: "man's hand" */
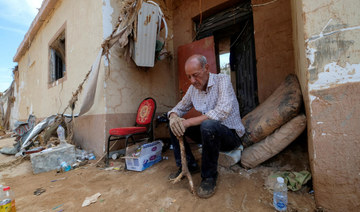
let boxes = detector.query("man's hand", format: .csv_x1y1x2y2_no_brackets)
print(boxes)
169,115,186,137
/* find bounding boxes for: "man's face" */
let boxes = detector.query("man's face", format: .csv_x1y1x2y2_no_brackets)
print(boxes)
185,60,209,91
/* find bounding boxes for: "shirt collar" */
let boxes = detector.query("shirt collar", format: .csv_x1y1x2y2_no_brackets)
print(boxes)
206,73,215,90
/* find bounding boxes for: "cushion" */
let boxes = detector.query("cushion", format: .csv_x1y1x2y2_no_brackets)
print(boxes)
136,99,156,125
109,127,147,136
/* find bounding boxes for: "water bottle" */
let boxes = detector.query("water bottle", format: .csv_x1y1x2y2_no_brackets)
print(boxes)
1,186,16,212
111,153,118,160
273,177,287,211
0,184,5,211
56,125,66,145
87,151,96,160
57,158,71,172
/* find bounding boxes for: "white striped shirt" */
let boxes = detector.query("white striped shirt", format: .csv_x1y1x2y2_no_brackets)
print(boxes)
169,73,245,137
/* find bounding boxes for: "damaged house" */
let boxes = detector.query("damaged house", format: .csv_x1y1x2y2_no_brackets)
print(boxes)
8,0,360,211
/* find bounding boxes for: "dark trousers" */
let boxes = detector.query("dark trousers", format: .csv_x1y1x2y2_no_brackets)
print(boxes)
170,119,242,179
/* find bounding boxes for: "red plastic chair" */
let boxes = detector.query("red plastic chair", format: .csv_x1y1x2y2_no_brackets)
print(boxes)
106,97,156,165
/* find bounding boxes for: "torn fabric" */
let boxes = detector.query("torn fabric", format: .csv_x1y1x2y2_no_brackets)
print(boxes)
78,50,104,116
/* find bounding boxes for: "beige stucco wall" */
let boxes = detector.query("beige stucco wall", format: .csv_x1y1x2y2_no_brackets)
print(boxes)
14,0,106,155
292,0,360,210
252,0,295,103
16,0,105,118
103,0,175,146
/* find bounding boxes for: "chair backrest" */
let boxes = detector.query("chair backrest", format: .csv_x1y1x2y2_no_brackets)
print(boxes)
136,97,156,126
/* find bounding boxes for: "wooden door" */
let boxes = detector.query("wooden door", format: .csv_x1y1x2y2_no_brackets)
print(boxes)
230,19,258,117
177,36,217,118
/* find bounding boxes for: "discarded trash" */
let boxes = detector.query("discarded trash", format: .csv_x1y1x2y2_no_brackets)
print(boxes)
111,153,118,160
51,177,66,183
88,152,96,160
58,158,71,172
162,156,168,160
34,187,46,196
56,125,66,145
104,166,123,171
104,167,115,171
24,147,45,155
75,148,96,161
1,186,16,211
269,170,311,191
131,146,142,157
72,162,80,169
82,192,101,207
273,177,288,211
20,115,57,153
13,114,36,137
52,204,63,210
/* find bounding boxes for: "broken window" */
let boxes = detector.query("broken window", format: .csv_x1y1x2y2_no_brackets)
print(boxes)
49,31,65,82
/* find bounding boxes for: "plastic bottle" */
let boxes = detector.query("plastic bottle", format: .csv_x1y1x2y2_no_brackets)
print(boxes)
57,158,71,172
273,177,288,211
0,184,5,211
87,151,96,160
56,125,66,145
1,186,16,212
111,153,118,160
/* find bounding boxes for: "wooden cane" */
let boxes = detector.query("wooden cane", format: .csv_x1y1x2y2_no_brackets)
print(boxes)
170,136,195,194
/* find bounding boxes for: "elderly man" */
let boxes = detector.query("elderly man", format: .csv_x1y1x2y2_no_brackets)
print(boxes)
168,54,245,198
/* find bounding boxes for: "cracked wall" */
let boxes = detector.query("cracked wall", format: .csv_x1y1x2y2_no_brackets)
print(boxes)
16,0,106,156
292,0,360,210
104,0,175,147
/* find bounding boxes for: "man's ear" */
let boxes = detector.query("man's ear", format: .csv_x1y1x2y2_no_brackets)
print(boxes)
204,63,210,72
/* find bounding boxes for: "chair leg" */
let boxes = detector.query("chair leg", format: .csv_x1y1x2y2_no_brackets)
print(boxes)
106,136,112,166
125,136,131,148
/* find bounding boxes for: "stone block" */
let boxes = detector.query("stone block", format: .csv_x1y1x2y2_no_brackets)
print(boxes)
30,143,76,174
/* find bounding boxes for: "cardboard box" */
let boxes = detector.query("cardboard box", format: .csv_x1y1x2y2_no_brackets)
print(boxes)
123,140,162,171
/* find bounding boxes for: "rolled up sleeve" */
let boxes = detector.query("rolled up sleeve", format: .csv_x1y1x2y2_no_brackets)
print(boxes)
168,86,194,118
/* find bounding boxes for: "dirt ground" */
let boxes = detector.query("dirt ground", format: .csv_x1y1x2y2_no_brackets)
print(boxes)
0,134,317,212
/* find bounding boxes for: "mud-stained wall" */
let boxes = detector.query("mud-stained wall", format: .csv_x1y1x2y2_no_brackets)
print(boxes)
15,0,106,153
103,0,175,148
290,0,307,98
172,0,295,103
73,114,106,156
172,0,230,67
296,0,360,210
252,0,295,103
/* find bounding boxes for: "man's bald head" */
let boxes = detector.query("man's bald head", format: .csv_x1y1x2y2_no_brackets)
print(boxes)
184,54,210,91
185,54,207,69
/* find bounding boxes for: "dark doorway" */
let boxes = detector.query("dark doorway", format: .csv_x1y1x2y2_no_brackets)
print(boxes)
195,0,259,117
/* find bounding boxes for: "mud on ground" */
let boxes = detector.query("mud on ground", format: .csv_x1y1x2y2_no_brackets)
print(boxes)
0,135,316,211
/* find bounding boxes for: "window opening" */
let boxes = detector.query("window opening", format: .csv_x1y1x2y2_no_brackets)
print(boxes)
49,31,65,82
220,53,230,76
